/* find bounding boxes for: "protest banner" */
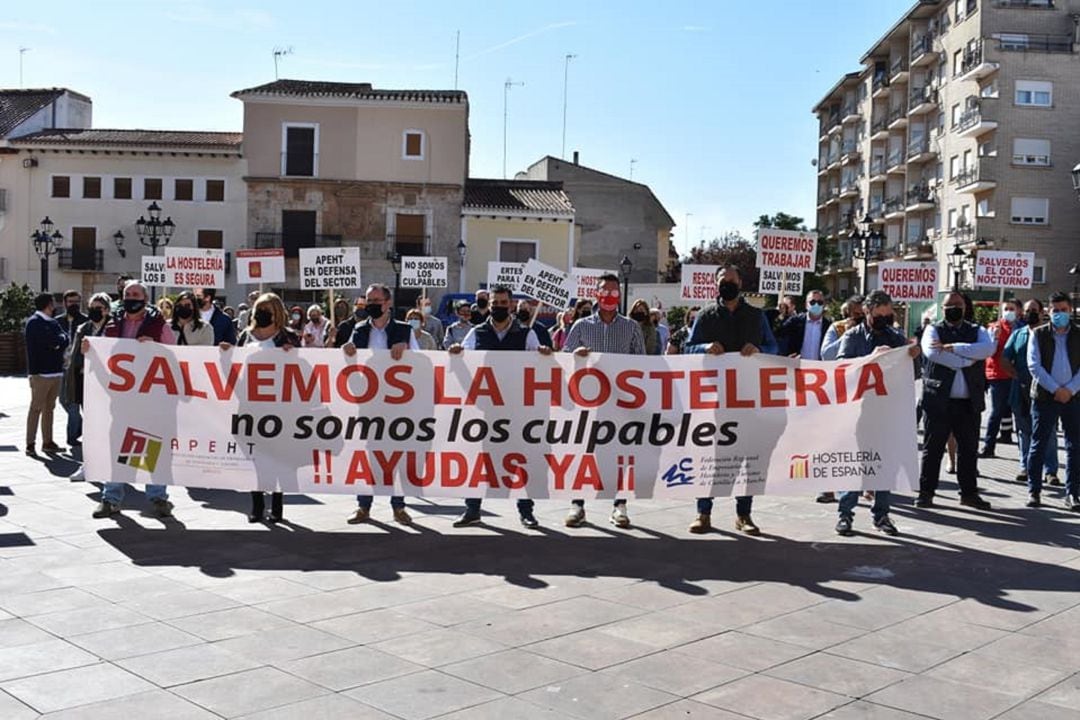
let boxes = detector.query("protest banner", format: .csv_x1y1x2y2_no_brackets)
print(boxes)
163,247,225,289
877,262,938,302
680,265,720,302
298,248,361,291
83,339,918,498
519,258,572,308
756,229,818,273
487,262,525,291
235,249,286,285
141,256,167,288
758,270,804,295
974,250,1035,290
400,257,448,289
572,267,617,301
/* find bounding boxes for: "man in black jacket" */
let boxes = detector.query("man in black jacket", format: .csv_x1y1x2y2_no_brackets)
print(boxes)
777,289,831,361
24,293,68,456
56,290,88,446
194,287,237,345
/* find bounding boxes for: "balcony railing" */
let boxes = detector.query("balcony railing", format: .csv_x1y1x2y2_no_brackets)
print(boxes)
955,107,991,134
841,140,859,156
958,42,985,76
254,232,345,258
871,117,889,135
996,33,1074,53
887,149,905,168
906,185,935,206
386,234,433,256
992,0,1055,7
868,201,884,217
869,157,887,176
58,249,104,272
907,137,934,159
911,34,935,62
841,102,859,119
872,74,890,94
953,163,995,188
888,104,908,123
909,85,938,109
884,196,905,215
826,152,840,166
889,56,909,77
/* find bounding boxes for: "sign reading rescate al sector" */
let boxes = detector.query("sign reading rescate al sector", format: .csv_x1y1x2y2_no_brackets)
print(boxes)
680,264,720,302
298,248,361,290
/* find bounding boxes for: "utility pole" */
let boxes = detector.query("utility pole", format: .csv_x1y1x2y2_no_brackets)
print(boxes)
454,31,460,89
629,158,638,180
19,48,29,87
503,77,524,179
561,53,576,159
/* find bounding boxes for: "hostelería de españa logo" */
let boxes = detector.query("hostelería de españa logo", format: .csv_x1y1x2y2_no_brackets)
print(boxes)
116,427,163,472
789,454,810,480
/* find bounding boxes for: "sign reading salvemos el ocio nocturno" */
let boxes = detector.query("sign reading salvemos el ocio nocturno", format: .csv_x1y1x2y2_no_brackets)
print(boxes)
82,338,919,498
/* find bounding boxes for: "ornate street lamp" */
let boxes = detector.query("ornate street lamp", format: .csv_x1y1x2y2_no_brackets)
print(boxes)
850,214,883,296
619,254,633,314
456,238,467,293
31,216,63,292
947,241,972,291
135,202,175,300
388,251,402,319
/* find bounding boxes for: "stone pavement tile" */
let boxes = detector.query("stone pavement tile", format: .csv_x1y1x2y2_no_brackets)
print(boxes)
765,653,910,698
590,581,708,612
216,624,354,664
0,586,109,618
281,569,373,592
281,646,425,691
459,596,642,646
235,693,400,720
0,572,65,597
81,574,196,603
120,588,241,621
257,583,422,624
67,621,204,661
864,675,1022,720
1020,605,1080,640
167,605,299,641
210,576,320,605
871,614,1009,653
38,689,218,719
797,598,925,632
27,605,153,637
854,586,957,614
600,651,748,697
394,594,509,627
441,648,585,695
595,611,728,649
173,666,328,718
931,651,1069,698
815,700,935,719
0,689,38,720
42,560,155,586
741,610,867,651
826,630,964,673
919,598,1051,632
116,642,261,687
996,699,1080,720
976,633,1080,672
1,662,154,714
625,699,750,720
310,608,440,644
677,631,813,672
433,695,581,720
370,627,507,668
0,617,55,648
693,675,847,720
464,581,584,611
518,671,678,720
345,668,502,720
527,628,659,671
1035,672,1080,709
0,638,100,682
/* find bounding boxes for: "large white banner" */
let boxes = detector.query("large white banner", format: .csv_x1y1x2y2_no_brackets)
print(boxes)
975,250,1035,290
299,248,361,291
400,257,448,289
83,339,918,498
163,248,226,289
235,249,286,285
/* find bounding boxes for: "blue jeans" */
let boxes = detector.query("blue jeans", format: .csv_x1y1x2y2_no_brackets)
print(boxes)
838,490,891,522
102,482,167,505
465,498,534,516
982,379,1013,450
62,401,82,444
1015,404,1058,474
697,496,752,516
356,494,405,510
1028,398,1079,497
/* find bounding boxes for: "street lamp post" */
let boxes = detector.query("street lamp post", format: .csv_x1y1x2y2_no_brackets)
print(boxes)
30,216,63,292
849,214,882,296
113,231,127,258
388,252,402,319
134,201,175,301
619,255,633,315
947,241,971,291
456,239,467,293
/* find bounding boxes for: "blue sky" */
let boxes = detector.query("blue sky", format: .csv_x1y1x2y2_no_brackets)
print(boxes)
2,0,911,256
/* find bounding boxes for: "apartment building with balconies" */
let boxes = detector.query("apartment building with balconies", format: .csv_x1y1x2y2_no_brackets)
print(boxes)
814,0,1080,300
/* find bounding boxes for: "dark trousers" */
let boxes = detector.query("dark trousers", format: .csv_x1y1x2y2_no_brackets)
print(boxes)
1028,398,1080,498
982,379,1013,450
697,496,752,516
356,494,405,510
250,491,283,517
920,399,981,498
465,498,534,515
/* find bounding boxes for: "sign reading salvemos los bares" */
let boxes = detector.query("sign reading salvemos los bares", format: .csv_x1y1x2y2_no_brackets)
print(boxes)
755,229,818,272
83,339,918,498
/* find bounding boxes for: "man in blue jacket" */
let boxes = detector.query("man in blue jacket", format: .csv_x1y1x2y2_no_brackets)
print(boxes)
24,293,68,456
194,287,237,345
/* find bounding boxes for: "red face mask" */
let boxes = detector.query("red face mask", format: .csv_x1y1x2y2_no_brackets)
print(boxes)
597,290,619,312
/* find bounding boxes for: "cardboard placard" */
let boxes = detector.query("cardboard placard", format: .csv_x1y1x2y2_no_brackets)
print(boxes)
298,247,361,291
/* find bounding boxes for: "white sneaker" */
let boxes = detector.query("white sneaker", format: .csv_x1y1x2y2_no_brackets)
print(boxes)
610,505,631,528
564,505,586,527
69,466,85,481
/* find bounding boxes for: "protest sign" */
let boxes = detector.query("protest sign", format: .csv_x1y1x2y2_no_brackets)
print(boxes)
83,339,918,498
298,248,361,291
518,259,572,308
572,268,617,301
680,265,720,302
877,262,938,301
487,262,524,291
756,229,818,272
235,249,285,285
974,251,1035,289
758,270,804,295
163,247,225,289
400,257,448,289
141,256,167,287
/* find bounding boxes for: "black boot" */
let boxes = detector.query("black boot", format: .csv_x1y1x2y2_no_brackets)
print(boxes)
248,492,265,523
269,493,284,523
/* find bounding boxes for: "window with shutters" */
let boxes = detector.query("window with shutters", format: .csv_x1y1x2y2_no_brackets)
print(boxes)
403,130,425,159
174,179,193,201
1015,80,1052,107
282,123,318,177
1010,197,1049,225
197,230,223,249
82,177,101,199
205,179,225,202
1013,138,1051,166
498,240,538,263
144,178,162,200
114,177,132,199
52,175,70,198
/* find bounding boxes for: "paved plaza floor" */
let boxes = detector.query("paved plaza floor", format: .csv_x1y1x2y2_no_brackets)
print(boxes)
0,376,1078,719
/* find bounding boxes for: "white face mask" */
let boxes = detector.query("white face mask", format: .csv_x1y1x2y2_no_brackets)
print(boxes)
408,319,421,330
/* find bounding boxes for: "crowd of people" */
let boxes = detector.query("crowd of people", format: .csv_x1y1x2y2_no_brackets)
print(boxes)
22,267,1079,535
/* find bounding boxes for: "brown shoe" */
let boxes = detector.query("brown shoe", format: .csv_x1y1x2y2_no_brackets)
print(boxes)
346,507,371,524
41,442,64,453
393,508,412,524
735,515,761,536
688,514,712,534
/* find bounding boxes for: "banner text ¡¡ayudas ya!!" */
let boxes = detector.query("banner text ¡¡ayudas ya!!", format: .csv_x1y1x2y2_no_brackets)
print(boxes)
82,339,919,498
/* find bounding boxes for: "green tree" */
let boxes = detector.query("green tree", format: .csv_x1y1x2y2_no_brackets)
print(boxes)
685,231,759,290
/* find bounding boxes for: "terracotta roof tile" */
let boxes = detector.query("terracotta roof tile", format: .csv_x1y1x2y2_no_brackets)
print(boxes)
0,88,71,138
9,128,242,150
464,179,574,215
231,79,466,104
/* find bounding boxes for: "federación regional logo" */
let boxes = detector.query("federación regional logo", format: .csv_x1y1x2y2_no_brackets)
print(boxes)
116,427,163,472
789,454,810,480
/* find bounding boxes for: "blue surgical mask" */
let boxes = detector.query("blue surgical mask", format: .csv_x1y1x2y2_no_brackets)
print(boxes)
1003,310,1017,324
808,302,824,316
1051,311,1071,329
408,318,422,331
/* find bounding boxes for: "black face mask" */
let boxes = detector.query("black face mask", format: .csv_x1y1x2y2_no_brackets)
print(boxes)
516,310,532,324
630,311,647,322
871,315,892,332
944,306,964,323
366,304,385,320
717,281,739,302
490,306,510,322
66,304,80,317
476,298,489,310
174,305,194,320
123,299,145,315
88,307,105,323
253,309,273,328
354,308,367,320
577,309,592,319
1025,311,1041,326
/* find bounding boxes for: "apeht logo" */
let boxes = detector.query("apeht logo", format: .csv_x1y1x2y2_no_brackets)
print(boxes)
116,427,163,472
789,454,810,480
662,458,695,488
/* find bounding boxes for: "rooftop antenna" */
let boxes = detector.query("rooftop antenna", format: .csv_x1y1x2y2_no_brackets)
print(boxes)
561,53,577,159
454,31,460,90
272,46,293,80
19,47,30,88
630,158,638,180
503,77,524,179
